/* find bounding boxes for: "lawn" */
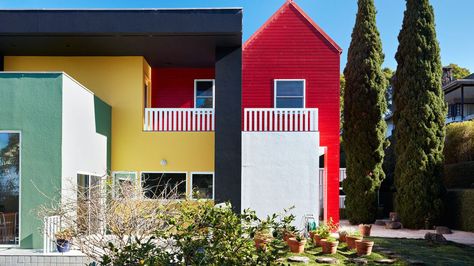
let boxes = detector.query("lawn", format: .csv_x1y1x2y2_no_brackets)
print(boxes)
279,237,474,265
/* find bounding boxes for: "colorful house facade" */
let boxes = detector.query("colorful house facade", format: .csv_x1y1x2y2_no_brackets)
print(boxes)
0,0,341,249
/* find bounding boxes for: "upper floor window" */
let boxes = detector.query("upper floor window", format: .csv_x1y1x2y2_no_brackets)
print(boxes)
274,79,305,108
195,80,215,108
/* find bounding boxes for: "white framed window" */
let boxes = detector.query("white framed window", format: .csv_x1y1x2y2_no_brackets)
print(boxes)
194,79,215,108
190,172,214,200
140,172,187,199
274,79,306,108
112,172,137,198
77,173,104,235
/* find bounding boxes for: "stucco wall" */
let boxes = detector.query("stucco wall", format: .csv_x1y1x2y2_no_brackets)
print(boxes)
61,74,109,206
0,73,63,249
241,132,319,226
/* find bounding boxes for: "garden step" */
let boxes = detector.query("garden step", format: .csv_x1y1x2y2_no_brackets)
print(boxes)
315,257,338,264
287,256,310,263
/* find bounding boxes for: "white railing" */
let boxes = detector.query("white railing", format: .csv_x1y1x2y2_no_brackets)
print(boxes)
339,195,346,209
318,168,347,209
340,168,347,182
244,108,318,132
43,215,61,254
144,108,215,132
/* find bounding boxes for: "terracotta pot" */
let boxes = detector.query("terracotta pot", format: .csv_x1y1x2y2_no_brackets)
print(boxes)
323,240,339,254
346,235,363,249
309,231,316,240
283,231,295,243
319,239,328,253
338,232,347,242
313,234,322,246
287,237,307,254
359,224,372,237
355,239,374,256
254,237,269,251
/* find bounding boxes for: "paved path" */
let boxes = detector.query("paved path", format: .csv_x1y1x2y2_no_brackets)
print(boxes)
340,220,474,246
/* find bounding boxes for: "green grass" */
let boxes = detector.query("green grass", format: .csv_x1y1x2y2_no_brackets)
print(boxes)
279,237,474,265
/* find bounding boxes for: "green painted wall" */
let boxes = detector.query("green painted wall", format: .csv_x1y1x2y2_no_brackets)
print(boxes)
0,73,63,249
94,96,112,171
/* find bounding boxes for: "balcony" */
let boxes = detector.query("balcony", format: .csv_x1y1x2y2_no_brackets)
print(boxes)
144,108,215,132
243,108,318,132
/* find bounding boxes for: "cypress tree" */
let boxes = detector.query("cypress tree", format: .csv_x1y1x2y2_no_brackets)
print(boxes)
342,0,387,224
393,0,446,229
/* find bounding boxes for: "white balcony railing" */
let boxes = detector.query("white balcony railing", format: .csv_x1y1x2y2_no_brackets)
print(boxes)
244,108,318,132
144,108,215,132
43,215,61,253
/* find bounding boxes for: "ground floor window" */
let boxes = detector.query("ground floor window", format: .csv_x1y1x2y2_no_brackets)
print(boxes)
113,172,137,198
141,172,187,199
77,174,102,235
191,173,214,200
0,131,20,245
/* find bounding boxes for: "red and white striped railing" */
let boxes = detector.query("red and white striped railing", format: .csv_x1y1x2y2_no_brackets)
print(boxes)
244,108,318,132
144,108,214,132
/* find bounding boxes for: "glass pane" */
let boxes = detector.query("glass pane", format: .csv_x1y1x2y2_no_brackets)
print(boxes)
142,173,186,199
114,172,136,198
276,97,304,108
196,97,213,108
0,132,20,245
192,174,213,199
276,81,304,96
196,81,214,96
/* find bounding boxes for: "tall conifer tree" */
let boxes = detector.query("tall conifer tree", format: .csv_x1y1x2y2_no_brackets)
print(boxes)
343,0,387,224
393,0,446,229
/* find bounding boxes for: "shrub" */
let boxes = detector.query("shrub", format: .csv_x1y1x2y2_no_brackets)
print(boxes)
444,189,474,232
444,162,474,188
445,121,474,164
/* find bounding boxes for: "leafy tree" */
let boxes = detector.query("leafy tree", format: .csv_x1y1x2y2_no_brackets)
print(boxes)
0,133,20,174
342,0,387,224
340,74,346,128
446,63,470,80
393,0,446,229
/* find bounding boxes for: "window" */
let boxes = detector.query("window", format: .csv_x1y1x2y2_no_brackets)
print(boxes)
141,172,187,199
195,80,215,108
191,173,214,200
0,131,20,245
77,174,102,235
274,80,305,108
113,172,137,198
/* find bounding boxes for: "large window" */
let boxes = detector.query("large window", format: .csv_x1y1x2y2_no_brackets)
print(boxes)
0,131,20,246
191,173,214,200
194,80,215,108
77,174,102,235
274,79,305,108
141,172,187,199
113,172,137,198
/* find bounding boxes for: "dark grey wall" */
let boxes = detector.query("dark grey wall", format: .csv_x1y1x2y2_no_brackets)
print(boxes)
215,46,242,212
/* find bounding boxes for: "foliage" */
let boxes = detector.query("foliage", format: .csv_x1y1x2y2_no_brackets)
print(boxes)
340,74,346,129
446,63,471,80
383,68,395,117
342,0,387,224
444,189,474,232
444,121,474,164
0,133,19,174
55,228,74,241
315,218,337,239
444,162,474,189
393,0,447,229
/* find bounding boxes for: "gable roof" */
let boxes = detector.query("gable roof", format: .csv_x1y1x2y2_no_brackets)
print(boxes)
244,0,342,54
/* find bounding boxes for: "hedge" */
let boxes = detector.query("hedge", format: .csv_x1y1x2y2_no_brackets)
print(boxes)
444,162,474,188
445,121,474,164
444,189,474,232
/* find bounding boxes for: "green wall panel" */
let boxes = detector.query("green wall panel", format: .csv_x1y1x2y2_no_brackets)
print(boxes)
0,73,62,249
94,96,112,171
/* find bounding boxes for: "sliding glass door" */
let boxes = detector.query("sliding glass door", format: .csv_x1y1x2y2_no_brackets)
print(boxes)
0,132,20,245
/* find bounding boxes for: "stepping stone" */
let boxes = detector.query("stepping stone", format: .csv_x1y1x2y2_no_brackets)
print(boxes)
288,256,310,263
407,259,425,265
385,221,402,229
316,257,338,264
375,220,387,226
435,226,452,234
380,250,397,255
348,258,368,265
375,258,397,264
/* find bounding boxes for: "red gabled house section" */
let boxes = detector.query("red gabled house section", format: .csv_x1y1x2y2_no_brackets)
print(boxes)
242,0,342,224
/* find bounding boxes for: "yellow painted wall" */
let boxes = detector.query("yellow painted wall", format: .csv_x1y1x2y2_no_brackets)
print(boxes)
4,57,215,189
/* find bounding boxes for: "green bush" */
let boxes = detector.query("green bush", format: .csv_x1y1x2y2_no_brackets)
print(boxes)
445,121,474,164
444,162,474,188
445,189,474,232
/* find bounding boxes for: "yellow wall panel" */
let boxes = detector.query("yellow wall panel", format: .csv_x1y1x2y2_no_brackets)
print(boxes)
4,56,215,177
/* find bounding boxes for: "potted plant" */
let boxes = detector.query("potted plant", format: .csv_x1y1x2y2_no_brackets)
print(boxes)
283,225,297,243
322,237,339,254
253,229,272,251
355,239,374,256
338,228,349,242
287,234,307,254
313,219,335,247
55,228,73,253
346,231,363,250
359,224,372,237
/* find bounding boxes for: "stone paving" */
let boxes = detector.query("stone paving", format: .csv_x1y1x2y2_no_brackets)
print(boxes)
340,220,474,246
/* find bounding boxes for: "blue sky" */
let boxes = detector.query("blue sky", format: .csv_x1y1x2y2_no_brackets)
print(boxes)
0,0,472,73
0,133,8,150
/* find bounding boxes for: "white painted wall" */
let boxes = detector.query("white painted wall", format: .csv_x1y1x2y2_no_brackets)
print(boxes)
61,74,108,204
242,132,320,228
